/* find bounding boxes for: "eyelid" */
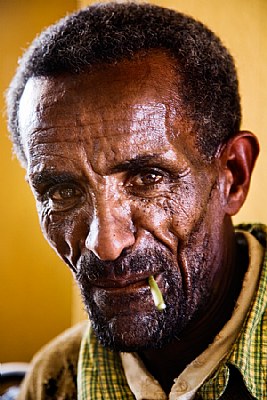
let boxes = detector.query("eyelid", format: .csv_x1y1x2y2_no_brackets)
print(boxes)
126,167,175,182
125,168,171,191
48,184,82,199
41,183,86,212
42,182,84,202
124,166,191,194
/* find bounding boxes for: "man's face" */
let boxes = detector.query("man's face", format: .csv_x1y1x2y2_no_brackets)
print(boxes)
19,52,226,351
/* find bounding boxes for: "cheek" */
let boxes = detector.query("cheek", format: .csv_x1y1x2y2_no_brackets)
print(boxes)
167,173,221,240
136,181,216,255
168,195,200,239
39,205,90,267
163,184,204,241
131,194,199,252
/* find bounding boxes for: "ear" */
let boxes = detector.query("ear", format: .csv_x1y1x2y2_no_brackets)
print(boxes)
217,131,259,216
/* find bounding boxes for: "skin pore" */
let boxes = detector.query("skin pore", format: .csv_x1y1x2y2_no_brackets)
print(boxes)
18,51,258,394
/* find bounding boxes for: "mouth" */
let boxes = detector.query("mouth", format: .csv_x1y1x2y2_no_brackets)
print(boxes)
93,273,162,292
88,273,166,316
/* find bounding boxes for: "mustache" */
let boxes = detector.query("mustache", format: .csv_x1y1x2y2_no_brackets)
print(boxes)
76,248,174,283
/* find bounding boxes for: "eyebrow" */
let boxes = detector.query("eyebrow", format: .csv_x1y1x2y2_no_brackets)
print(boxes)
29,171,80,188
110,154,166,173
29,154,182,187
28,156,158,187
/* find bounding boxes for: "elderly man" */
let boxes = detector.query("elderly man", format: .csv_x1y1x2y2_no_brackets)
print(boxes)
6,2,266,399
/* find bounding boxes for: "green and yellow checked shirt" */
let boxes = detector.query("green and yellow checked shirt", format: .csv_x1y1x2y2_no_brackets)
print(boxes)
77,224,267,400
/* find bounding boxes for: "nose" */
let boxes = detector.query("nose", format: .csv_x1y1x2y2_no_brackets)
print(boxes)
85,201,136,261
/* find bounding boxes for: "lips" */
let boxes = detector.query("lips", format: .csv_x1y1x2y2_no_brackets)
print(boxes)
87,273,166,317
93,273,153,290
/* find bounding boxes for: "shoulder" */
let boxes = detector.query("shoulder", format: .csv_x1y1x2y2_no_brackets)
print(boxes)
17,321,89,400
31,320,89,364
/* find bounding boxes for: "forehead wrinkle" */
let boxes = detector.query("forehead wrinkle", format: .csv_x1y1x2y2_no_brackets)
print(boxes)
20,52,195,180
77,102,175,174
130,102,166,129
26,105,167,143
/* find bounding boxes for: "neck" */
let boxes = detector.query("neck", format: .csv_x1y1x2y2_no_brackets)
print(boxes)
139,226,248,394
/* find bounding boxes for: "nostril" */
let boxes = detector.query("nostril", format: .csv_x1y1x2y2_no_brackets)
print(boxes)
120,247,132,258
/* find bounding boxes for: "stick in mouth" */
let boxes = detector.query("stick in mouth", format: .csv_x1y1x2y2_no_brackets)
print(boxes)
148,275,166,311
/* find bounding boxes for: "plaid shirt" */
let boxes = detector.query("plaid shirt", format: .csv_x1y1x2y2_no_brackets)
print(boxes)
199,224,267,399
78,224,267,400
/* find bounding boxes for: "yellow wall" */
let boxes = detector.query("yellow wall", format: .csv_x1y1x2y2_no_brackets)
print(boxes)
0,1,77,362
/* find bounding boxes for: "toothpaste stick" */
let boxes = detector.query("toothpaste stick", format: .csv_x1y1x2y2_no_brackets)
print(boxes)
148,275,166,311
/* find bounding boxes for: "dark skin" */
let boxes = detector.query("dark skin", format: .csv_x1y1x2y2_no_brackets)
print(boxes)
18,52,259,394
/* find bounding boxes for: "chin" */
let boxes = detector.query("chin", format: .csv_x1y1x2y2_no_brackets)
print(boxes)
86,303,189,352
94,313,163,351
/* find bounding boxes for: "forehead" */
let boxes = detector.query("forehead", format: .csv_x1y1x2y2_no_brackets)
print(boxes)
18,51,199,173
19,51,180,118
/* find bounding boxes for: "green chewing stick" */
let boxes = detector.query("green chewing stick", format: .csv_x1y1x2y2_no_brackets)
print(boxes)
148,275,166,311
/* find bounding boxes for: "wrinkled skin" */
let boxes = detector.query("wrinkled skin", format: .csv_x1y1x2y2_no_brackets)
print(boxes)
18,52,258,392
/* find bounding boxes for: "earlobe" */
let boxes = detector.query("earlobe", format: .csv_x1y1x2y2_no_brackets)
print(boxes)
218,131,259,216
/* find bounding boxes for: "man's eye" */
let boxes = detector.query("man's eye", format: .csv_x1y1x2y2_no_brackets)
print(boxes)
130,171,164,186
45,184,84,211
50,187,79,200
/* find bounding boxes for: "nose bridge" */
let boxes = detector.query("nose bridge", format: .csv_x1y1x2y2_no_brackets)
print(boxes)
85,181,135,260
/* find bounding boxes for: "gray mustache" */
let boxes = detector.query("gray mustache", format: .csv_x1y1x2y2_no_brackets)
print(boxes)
76,248,171,282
